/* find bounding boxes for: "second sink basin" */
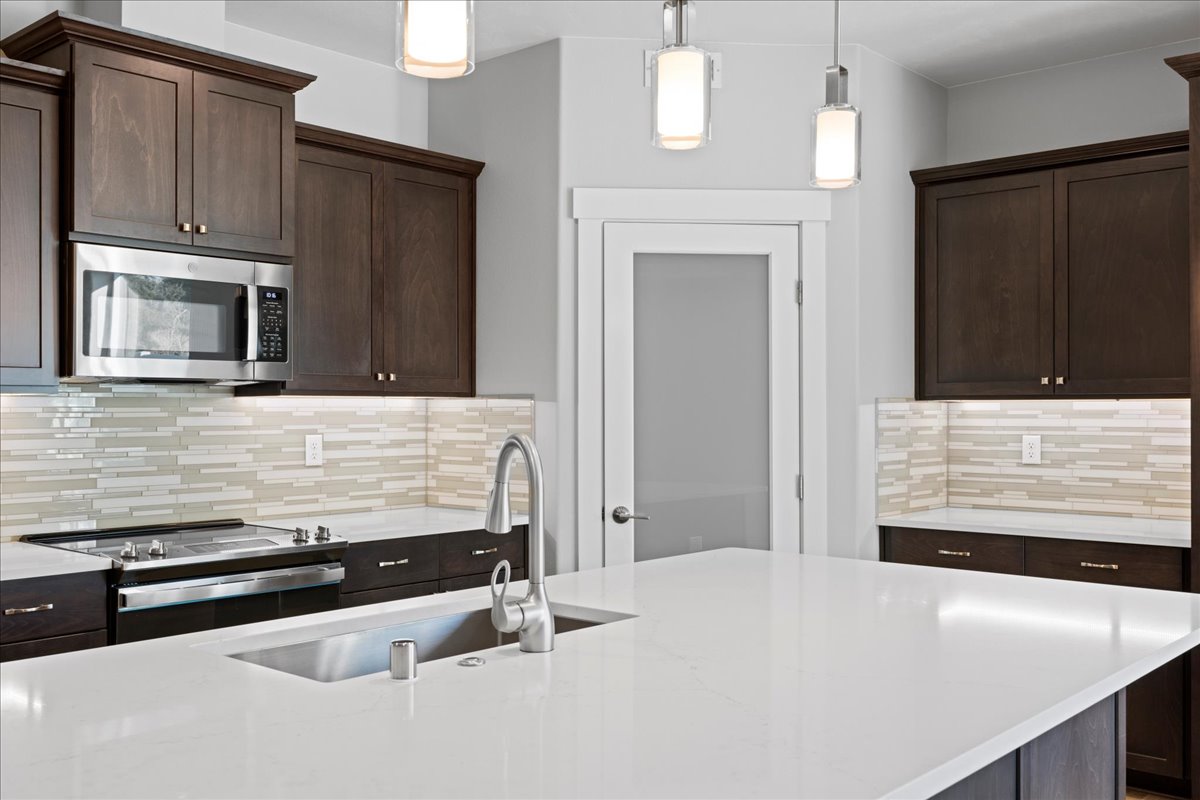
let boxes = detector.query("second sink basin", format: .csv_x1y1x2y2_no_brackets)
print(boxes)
227,606,630,682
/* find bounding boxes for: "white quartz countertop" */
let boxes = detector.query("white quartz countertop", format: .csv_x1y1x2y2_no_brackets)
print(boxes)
0,542,113,582
3,549,1197,799
253,506,529,544
878,507,1190,548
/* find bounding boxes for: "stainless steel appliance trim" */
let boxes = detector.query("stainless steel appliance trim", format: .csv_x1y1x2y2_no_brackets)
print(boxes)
251,262,293,382
118,536,348,572
118,564,344,611
246,285,260,362
3,603,54,615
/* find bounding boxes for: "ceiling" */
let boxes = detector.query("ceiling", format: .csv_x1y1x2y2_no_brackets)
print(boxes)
224,0,1200,87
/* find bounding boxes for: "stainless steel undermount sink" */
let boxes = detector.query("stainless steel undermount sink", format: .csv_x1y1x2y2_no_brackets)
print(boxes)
227,606,632,682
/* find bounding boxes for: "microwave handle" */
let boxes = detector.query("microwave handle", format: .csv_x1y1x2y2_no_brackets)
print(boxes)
245,285,259,362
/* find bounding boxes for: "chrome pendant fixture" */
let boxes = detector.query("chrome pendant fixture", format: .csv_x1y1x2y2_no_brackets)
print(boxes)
651,0,711,150
810,0,860,188
396,0,475,79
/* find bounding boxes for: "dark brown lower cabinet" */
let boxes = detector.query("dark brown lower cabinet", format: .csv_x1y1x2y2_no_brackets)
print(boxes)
0,571,108,662
338,526,528,609
881,525,1190,794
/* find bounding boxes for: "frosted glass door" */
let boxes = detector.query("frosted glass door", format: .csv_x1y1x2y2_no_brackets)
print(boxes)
632,253,770,561
601,222,800,566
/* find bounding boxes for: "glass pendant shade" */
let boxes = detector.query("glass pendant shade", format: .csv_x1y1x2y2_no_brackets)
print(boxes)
652,45,711,150
396,0,475,79
811,103,861,188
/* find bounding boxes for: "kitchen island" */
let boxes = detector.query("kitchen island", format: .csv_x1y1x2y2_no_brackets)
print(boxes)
2,549,1197,799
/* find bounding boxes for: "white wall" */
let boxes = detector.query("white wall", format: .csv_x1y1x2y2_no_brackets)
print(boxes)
120,0,225,49
428,41,564,568
946,39,1198,163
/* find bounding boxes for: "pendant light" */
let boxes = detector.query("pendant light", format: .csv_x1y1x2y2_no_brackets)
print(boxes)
396,0,475,79
810,0,860,188
651,0,711,150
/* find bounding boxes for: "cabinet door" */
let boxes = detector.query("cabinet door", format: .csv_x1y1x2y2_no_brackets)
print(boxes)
0,81,58,389
1053,153,1189,396
1126,655,1186,779
192,72,294,257
287,145,384,392
381,163,475,395
919,172,1054,398
72,44,193,244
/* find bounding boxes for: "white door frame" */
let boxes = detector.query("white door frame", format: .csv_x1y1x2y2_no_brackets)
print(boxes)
574,189,832,569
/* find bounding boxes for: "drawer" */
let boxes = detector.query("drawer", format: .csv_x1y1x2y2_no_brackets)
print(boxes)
439,568,525,594
340,581,439,608
1024,538,1184,590
883,527,1023,575
341,535,439,593
439,527,526,579
0,629,107,662
0,572,108,644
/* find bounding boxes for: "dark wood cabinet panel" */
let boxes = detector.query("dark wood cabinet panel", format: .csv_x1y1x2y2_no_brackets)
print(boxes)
71,44,193,245
0,629,106,662
341,535,440,594
881,526,1024,574
340,581,440,608
1023,537,1184,590
1019,692,1120,800
0,71,58,389
1053,153,1190,396
288,146,384,392
1126,655,1186,779
381,164,474,395
919,172,1054,398
192,73,294,256
0,572,108,644
439,527,526,579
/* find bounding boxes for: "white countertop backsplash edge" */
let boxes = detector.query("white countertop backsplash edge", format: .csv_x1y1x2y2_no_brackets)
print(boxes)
877,506,1190,548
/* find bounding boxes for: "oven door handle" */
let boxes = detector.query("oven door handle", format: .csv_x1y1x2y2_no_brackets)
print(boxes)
245,284,259,362
117,564,343,611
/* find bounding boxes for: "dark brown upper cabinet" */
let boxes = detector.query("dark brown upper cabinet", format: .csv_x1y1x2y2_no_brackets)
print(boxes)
1,12,312,260
913,132,1190,400
0,59,63,391
242,125,482,398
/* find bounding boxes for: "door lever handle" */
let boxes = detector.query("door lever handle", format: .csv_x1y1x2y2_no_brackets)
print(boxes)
611,506,649,524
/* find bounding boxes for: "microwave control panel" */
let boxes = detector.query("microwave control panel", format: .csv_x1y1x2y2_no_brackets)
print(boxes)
256,287,288,362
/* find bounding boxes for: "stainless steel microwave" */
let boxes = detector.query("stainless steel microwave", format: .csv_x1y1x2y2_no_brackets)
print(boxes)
68,243,293,383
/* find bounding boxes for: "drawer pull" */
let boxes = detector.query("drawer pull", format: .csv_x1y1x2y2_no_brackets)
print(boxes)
1080,561,1119,570
378,559,410,568
4,603,53,615
937,549,970,558
472,547,499,556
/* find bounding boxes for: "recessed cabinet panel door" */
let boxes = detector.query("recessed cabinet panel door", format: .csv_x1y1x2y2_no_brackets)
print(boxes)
381,164,474,395
72,44,192,244
0,82,57,387
288,146,383,392
1126,655,1185,779
1054,153,1189,396
921,172,1054,398
192,73,294,257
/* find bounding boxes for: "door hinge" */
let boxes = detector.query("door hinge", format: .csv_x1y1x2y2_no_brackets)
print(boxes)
796,280,803,305
797,475,804,499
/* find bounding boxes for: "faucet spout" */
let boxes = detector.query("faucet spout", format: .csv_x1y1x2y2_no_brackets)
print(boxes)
485,433,553,652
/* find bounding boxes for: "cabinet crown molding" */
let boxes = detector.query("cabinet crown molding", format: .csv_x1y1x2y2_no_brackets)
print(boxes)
0,12,315,93
297,123,486,178
1165,52,1200,80
0,57,65,91
910,130,1188,186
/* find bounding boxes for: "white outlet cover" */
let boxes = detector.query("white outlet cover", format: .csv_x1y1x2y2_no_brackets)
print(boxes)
305,434,324,467
1021,434,1041,465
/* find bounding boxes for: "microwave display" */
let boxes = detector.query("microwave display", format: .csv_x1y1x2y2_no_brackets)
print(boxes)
256,286,288,362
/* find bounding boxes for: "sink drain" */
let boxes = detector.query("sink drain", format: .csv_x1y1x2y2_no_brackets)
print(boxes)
457,656,486,667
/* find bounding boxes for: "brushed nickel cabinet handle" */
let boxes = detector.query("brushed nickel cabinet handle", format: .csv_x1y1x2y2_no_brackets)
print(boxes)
195,224,208,234
1055,376,1065,385
1040,376,1049,385
179,222,191,232
1080,561,1119,570
374,373,385,381
4,603,53,615
472,547,499,556
937,549,970,558
378,559,410,568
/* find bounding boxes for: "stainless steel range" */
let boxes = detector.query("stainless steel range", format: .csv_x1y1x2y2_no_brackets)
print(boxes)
25,519,347,644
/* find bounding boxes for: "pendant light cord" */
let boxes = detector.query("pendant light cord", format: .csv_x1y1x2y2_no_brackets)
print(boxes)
675,0,685,47
833,0,840,67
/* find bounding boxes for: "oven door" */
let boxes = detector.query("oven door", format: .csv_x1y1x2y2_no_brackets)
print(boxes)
114,564,343,644
71,243,292,382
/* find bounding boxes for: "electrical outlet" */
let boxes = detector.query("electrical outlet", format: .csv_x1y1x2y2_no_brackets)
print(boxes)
1021,434,1041,465
305,434,323,466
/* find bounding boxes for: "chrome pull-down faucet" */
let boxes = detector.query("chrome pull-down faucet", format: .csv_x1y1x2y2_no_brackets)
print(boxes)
485,433,553,653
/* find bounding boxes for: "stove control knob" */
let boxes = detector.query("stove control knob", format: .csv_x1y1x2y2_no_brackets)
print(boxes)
120,541,138,559
293,527,310,544
148,540,167,557
315,526,332,542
